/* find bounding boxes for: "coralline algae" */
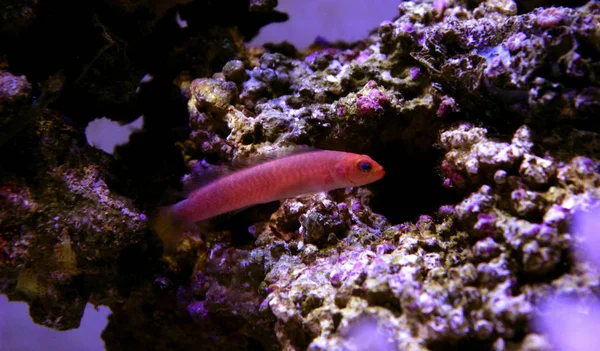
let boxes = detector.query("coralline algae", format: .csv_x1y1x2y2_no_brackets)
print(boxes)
1,0,599,350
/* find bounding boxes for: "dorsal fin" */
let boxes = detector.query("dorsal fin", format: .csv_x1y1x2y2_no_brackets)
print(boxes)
231,145,320,168
181,145,320,196
181,159,231,196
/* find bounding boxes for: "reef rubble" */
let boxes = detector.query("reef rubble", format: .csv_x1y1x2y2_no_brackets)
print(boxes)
1,0,599,350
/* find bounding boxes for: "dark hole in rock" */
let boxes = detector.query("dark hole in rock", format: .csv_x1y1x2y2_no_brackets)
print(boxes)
116,239,165,297
245,337,268,351
513,248,571,287
369,141,462,224
109,82,190,207
241,132,256,145
213,201,281,246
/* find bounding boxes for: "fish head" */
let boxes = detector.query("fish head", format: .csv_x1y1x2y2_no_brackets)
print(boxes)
338,154,385,186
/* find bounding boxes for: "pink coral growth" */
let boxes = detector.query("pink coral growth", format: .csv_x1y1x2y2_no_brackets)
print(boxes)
440,160,465,188
505,32,527,52
355,49,371,64
436,96,457,118
399,22,414,33
409,67,421,80
536,7,567,28
356,84,389,115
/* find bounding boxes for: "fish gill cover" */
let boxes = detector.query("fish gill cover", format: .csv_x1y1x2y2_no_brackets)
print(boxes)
0,0,599,350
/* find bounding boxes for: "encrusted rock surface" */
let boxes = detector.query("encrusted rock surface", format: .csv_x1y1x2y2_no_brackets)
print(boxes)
1,0,599,350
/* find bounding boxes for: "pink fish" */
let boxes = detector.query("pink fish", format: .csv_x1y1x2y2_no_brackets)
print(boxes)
154,149,385,250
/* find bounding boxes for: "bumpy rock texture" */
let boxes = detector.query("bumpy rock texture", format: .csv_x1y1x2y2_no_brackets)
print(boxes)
1,0,600,350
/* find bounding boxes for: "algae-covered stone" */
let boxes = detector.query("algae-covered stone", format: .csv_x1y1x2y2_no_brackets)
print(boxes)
1,0,600,349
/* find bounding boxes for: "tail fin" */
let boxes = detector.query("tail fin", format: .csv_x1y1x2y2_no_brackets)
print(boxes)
152,207,186,253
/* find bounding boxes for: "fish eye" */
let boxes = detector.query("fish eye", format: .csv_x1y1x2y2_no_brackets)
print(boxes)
358,162,372,173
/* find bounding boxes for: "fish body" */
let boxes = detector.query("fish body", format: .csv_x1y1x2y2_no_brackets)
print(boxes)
154,149,385,250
